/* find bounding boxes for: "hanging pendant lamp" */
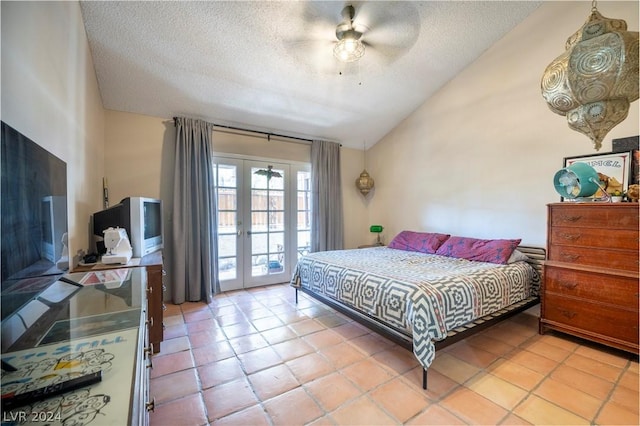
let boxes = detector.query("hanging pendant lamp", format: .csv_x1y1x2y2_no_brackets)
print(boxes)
355,141,374,196
541,0,639,151
356,169,374,196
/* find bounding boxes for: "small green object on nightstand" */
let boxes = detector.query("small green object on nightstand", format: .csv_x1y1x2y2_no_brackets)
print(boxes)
370,225,383,245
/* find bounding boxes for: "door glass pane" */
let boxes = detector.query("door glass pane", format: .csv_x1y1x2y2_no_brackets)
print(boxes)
298,197,309,212
218,188,237,210
296,170,311,258
268,170,285,189
252,171,268,189
297,230,310,258
268,191,284,210
250,165,285,278
252,189,268,210
268,211,284,231
269,232,284,252
251,254,268,276
219,258,236,280
218,210,236,228
218,165,237,187
215,163,238,282
218,234,236,257
251,232,267,252
266,254,284,274
251,211,268,232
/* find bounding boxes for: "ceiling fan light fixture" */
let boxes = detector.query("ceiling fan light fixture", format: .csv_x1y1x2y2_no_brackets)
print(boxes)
334,35,365,63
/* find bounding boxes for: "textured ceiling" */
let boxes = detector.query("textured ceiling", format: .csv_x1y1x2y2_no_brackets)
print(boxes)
80,1,541,149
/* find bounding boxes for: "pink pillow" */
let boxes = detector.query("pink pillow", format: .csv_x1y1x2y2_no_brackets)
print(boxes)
388,231,450,254
435,236,521,264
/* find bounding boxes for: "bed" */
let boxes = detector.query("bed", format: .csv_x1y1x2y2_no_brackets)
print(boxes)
290,231,545,389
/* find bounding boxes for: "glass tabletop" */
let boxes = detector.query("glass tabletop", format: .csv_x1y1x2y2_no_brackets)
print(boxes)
1,267,146,353
1,267,147,424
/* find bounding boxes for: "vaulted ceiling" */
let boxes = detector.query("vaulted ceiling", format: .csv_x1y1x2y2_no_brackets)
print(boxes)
80,1,541,148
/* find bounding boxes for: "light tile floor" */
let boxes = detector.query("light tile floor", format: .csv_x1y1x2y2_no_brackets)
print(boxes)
149,284,639,425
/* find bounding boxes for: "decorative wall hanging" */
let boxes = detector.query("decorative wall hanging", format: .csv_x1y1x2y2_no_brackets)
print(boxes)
254,165,282,181
541,1,639,151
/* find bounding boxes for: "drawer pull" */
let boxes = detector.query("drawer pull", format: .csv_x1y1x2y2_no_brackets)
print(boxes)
146,398,156,412
559,233,581,242
557,281,578,290
560,215,582,222
558,309,577,319
560,253,580,261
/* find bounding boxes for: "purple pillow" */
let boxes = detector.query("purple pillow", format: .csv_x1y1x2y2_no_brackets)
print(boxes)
435,236,522,264
388,231,450,254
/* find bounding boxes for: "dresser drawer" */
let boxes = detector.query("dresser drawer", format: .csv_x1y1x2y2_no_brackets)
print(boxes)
549,204,639,229
548,245,640,272
544,265,640,309
543,293,639,344
549,226,639,251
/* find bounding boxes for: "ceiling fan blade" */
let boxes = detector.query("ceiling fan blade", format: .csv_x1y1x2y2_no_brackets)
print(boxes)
297,1,343,28
351,2,422,63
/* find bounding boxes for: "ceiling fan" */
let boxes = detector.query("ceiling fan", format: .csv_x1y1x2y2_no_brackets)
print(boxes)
283,2,421,73
333,5,367,63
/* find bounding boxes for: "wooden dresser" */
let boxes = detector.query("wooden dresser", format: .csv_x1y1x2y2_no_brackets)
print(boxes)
540,203,639,354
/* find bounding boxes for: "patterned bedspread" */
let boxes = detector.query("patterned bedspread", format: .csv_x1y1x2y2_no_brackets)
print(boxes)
290,247,539,370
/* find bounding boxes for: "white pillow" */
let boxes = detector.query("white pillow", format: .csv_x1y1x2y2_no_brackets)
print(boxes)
507,249,529,264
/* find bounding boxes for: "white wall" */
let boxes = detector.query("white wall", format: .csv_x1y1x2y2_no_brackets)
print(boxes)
1,1,106,262
367,1,639,248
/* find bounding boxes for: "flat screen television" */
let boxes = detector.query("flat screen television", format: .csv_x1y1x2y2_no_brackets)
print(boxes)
1,121,68,320
92,197,163,258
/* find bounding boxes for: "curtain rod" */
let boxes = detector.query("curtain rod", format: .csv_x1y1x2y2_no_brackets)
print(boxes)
171,117,315,144
213,123,314,144
172,117,343,146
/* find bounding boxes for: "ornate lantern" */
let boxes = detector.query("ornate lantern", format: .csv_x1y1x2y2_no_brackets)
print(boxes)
355,169,374,196
541,2,639,151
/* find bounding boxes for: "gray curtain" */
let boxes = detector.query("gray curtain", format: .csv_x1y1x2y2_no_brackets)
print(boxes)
311,140,344,252
172,117,220,304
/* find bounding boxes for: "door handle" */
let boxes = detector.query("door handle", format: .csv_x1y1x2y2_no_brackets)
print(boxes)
237,230,243,237
247,230,252,235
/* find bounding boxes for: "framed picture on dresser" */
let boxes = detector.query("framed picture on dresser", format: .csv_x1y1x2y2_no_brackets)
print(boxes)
563,151,632,197
612,135,639,185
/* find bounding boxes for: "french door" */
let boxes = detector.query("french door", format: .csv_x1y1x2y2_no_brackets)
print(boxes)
213,157,311,291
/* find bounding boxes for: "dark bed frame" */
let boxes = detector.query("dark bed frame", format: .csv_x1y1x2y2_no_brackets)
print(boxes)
294,245,546,389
